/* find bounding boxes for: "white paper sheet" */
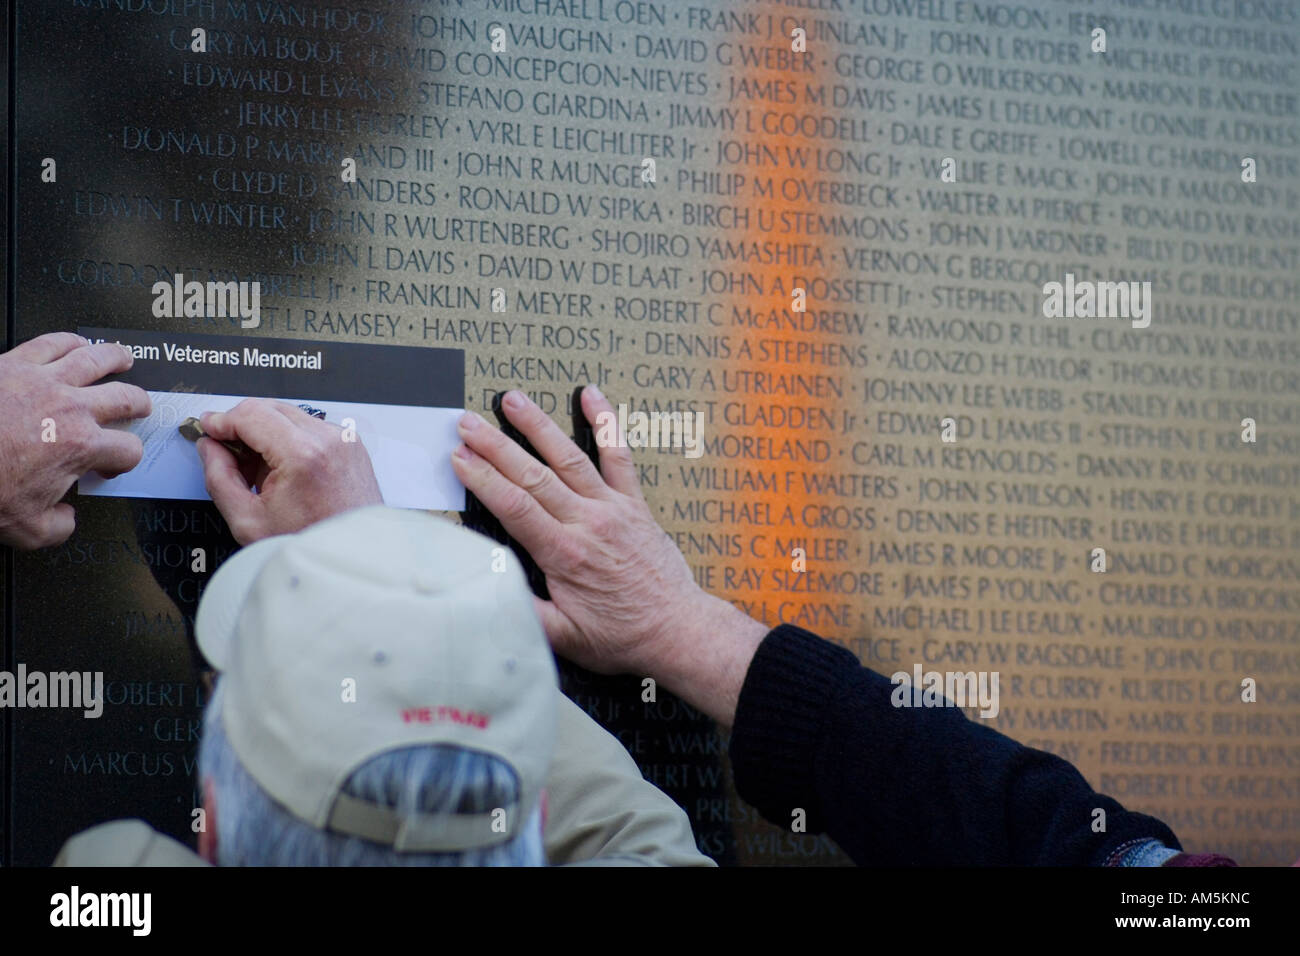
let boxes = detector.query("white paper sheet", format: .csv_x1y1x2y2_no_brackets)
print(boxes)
78,392,465,512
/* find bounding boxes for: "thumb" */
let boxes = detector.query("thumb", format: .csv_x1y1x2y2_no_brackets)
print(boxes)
198,437,260,543
532,596,579,653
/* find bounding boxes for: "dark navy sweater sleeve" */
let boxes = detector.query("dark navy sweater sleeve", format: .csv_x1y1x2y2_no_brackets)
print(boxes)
728,624,1182,866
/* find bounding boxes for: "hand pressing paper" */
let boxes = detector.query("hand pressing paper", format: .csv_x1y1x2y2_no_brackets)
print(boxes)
80,391,463,511
76,329,466,512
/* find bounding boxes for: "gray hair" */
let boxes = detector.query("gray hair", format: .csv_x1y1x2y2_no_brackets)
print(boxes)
198,686,545,866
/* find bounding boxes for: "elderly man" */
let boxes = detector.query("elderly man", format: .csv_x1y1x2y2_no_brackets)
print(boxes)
58,502,711,866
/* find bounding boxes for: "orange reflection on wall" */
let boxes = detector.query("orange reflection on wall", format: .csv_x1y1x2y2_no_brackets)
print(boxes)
707,28,863,645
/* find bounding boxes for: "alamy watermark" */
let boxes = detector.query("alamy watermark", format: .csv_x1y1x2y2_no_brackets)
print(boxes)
0,665,103,718
1041,273,1151,329
152,272,261,329
50,886,150,936
595,403,705,459
891,664,1000,719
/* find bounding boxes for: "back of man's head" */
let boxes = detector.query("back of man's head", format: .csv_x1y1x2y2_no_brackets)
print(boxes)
192,506,557,866
198,687,545,865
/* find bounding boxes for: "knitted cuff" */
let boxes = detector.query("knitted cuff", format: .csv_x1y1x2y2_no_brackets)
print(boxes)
729,624,858,827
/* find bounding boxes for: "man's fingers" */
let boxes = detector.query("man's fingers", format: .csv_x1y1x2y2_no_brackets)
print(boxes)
83,428,144,477
201,399,300,466
81,381,152,425
456,411,585,522
47,342,134,387
197,438,261,544
269,400,322,427
450,443,564,560
580,385,641,498
497,390,610,499
7,332,88,366
531,597,580,654
270,401,347,445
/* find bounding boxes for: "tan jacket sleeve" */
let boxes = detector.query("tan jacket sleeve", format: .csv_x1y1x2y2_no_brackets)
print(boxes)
543,691,716,867
53,819,210,866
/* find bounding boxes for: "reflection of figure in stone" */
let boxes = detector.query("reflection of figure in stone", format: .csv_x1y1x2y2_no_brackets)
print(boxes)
452,386,1239,868
56,436,710,867
0,333,151,548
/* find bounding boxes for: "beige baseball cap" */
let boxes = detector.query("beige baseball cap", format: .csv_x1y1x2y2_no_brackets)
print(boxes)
194,505,557,852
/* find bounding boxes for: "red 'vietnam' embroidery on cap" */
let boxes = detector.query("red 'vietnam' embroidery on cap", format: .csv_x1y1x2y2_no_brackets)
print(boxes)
400,706,490,729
